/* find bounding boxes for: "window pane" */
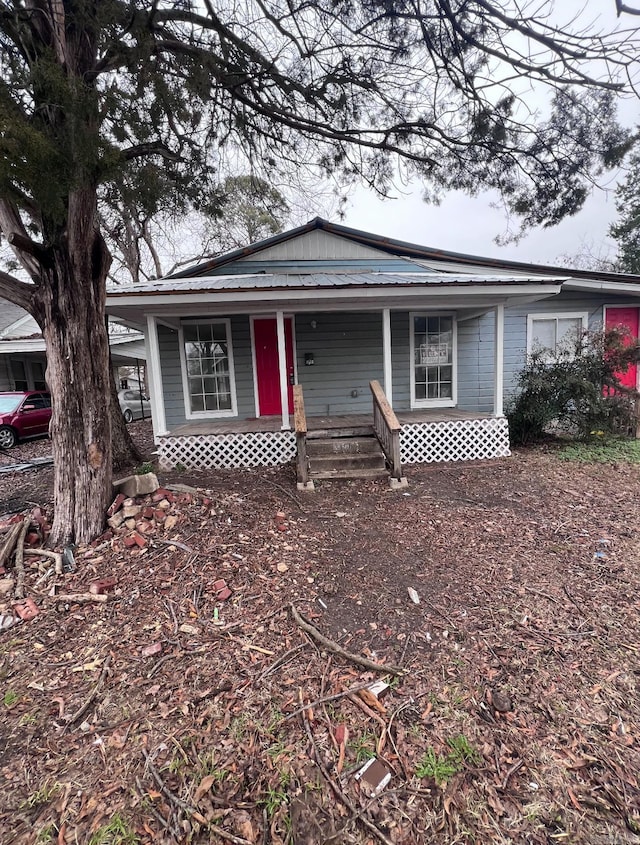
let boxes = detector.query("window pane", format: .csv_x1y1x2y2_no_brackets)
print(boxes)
557,318,582,350
183,325,198,343
531,319,556,352
415,382,426,400
414,316,426,333
440,382,452,399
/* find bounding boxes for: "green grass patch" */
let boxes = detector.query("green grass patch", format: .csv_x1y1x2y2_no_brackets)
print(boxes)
558,437,640,464
415,735,480,786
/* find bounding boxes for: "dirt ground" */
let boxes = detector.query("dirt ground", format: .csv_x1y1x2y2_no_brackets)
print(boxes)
1,424,639,844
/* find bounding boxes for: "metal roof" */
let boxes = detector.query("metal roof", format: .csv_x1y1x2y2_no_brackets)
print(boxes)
109,270,566,297
165,216,640,286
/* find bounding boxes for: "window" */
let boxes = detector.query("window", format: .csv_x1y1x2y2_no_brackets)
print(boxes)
10,360,27,391
411,313,456,407
31,361,47,390
527,313,588,360
180,320,237,417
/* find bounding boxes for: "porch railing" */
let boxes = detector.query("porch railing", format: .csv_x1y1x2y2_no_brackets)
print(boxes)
369,379,402,480
293,384,309,485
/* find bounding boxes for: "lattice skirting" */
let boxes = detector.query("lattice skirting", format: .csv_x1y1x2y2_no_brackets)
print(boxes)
400,417,511,465
157,431,296,470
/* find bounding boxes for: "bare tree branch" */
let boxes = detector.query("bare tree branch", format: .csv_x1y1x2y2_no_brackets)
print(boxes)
0,270,36,312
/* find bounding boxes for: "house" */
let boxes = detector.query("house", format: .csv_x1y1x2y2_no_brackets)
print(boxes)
105,218,640,486
0,299,147,394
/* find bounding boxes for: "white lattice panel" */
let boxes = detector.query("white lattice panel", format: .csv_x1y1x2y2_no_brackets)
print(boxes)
400,418,511,465
158,431,296,470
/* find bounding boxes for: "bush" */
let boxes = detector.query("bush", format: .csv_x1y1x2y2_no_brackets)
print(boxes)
506,328,640,445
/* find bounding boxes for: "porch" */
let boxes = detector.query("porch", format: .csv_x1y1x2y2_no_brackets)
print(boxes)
156,393,510,472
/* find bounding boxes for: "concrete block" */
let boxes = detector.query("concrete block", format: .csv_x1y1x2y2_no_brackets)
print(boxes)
114,473,159,498
389,476,408,490
296,480,315,492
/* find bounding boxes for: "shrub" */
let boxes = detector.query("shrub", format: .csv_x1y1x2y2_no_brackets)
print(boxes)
506,328,640,445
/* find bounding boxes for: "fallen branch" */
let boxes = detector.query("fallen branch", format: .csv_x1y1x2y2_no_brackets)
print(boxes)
66,655,112,725
300,700,395,845
284,682,374,721
347,693,388,755
0,520,24,568
24,547,63,575
290,604,403,675
13,517,29,600
53,593,109,605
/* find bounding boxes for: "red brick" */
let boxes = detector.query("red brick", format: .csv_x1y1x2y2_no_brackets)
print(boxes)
13,598,39,621
153,509,166,523
216,586,232,602
25,531,40,546
142,506,155,520
213,578,227,592
141,642,163,658
152,488,173,503
107,493,126,517
276,523,288,532
132,532,147,548
89,577,117,595
123,534,137,548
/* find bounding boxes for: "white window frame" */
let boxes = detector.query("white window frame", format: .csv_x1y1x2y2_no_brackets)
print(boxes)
178,318,238,419
409,311,457,409
526,312,588,359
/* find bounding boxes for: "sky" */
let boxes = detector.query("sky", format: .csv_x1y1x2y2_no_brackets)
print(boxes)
336,1,640,269
340,179,623,268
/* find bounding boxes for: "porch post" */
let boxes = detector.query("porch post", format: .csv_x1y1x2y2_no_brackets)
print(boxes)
493,304,504,417
145,315,168,438
382,308,393,404
276,310,290,430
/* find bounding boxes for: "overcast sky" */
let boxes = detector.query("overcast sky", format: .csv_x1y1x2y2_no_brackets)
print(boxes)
340,178,622,267
338,1,640,269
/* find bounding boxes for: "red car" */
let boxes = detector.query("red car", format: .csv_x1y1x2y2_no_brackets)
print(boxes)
0,391,52,449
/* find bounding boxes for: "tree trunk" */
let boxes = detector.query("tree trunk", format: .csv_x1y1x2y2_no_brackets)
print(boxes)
110,362,142,469
37,189,113,547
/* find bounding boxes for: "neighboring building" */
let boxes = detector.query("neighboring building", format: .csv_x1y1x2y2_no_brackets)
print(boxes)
105,218,640,483
0,300,146,392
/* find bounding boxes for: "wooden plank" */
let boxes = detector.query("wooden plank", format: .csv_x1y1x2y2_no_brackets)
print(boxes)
293,384,307,434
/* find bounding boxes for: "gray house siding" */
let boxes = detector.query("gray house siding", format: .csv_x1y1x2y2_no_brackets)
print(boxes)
458,312,495,413
295,312,384,415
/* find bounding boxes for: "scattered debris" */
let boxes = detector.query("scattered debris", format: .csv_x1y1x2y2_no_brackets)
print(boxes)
354,757,393,797
407,586,420,604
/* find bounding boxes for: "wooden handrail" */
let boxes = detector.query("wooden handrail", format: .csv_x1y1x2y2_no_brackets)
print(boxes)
370,380,402,480
369,380,400,431
293,383,307,435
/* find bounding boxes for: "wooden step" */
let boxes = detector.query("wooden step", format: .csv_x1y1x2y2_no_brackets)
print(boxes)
307,426,373,440
307,436,381,457
309,453,386,473
309,466,390,481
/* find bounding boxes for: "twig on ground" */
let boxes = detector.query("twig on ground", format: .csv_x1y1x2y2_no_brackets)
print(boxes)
66,655,112,725
284,682,374,721
142,748,195,815
13,516,29,599
502,758,525,790
260,478,304,510
299,698,395,845
257,643,306,682
290,604,404,675
24,547,63,575
347,693,387,754
136,776,181,839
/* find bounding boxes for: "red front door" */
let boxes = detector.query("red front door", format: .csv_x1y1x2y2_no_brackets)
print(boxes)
253,318,295,416
605,307,639,389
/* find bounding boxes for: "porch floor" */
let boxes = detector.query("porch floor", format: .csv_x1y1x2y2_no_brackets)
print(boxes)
165,408,494,437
